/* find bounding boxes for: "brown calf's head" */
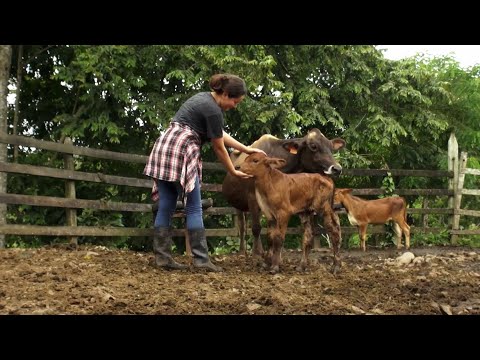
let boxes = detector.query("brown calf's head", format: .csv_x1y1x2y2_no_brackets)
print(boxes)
296,128,345,176
334,188,353,204
240,153,287,177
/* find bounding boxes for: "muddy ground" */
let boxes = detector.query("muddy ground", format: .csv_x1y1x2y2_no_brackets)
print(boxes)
1,245,479,315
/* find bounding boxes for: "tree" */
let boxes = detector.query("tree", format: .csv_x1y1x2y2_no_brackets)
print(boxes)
0,45,12,248
4,45,471,248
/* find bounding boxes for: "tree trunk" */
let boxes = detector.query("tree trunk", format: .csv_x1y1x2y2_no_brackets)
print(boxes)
0,45,12,248
13,45,23,163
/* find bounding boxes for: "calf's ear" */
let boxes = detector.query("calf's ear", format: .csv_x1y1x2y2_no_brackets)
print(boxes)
266,158,287,169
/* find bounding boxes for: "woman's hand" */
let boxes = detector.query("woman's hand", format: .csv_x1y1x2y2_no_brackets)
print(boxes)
232,169,253,179
245,146,267,156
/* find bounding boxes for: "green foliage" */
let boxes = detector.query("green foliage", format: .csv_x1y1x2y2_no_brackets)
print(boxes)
214,236,251,255
5,45,480,248
380,172,396,198
6,236,43,249
457,224,480,247
412,230,451,247
344,233,360,249
283,235,301,249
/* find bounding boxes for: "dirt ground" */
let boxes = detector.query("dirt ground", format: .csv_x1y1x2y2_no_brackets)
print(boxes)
1,245,479,315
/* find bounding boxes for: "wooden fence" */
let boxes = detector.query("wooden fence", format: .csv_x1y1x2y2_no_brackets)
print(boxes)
0,132,479,248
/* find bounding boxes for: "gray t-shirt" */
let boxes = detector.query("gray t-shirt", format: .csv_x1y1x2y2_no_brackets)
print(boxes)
172,92,224,143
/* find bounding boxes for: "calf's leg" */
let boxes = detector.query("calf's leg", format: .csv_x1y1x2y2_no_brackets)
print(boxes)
298,212,314,271
249,203,264,257
393,222,403,249
269,217,288,274
401,220,411,250
237,210,247,255
263,218,276,268
358,224,367,252
321,208,342,274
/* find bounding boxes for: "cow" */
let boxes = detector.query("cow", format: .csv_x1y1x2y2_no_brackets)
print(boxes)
239,153,342,274
222,128,345,257
334,189,411,251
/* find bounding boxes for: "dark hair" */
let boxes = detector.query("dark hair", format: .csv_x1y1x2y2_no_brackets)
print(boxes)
209,74,247,99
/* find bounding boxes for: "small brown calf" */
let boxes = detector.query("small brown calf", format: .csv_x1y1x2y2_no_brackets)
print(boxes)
239,153,342,274
334,189,410,251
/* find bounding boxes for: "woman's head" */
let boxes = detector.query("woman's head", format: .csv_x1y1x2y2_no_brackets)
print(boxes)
209,74,247,110
209,74,247,98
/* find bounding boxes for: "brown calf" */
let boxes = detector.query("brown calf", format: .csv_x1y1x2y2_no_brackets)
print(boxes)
334,189,410,251
239,153,342,274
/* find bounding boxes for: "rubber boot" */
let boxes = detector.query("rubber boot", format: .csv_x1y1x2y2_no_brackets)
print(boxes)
188,228,223,272
153,227,188,270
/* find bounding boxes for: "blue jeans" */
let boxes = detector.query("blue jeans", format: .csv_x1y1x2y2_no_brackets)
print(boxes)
154,176,204,230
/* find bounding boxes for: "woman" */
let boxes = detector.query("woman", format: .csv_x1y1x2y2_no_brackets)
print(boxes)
144,74,266,272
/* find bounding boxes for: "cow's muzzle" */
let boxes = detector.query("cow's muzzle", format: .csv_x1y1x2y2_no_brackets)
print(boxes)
325,164,342,177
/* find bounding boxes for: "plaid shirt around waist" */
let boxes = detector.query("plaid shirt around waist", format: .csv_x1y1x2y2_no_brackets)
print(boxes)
144,122,202,202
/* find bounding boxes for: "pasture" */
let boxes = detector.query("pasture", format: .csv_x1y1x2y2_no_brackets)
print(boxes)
1,245,479,315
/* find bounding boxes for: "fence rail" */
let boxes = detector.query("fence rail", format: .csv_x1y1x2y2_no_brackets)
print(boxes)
0,132,479,247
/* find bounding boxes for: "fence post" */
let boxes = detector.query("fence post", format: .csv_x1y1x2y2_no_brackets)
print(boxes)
421,197,429,228
63,137,78,247
0,138,5,248
451,152,467,245
447,133,458,231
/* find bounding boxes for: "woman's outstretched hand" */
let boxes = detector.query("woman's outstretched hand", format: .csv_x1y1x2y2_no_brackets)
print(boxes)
232,169,253,179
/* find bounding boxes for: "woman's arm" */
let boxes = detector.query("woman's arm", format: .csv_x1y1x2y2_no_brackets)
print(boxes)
223,131,267,156
223,131,248,152
211,137,252,179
